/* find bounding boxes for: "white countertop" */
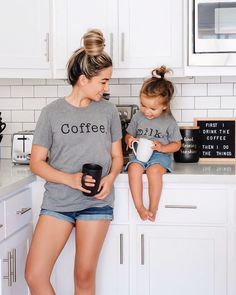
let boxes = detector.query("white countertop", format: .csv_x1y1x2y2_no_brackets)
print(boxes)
0,159,36,198
1,159,236,199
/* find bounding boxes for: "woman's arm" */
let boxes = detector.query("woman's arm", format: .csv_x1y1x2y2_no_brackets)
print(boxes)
30,144,94,192
95,139,123,199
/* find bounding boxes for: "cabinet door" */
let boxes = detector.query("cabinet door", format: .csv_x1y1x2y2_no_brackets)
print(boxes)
1,225,32,295
134,226,227,295
96,225,129,295
54,225,129,295
119,0,183,69
55,0,118,77
0,0,50,75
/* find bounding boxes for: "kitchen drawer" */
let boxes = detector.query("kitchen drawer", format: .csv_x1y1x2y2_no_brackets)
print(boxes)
157,187,227,225
0,202,4,241
5,188,32,237
112,186,129,223
131,186,227,225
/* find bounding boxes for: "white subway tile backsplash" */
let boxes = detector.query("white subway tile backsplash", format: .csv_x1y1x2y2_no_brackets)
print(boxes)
208,83,233,96
110,85,130,96
131,84,142,97
23,79,46,85
207,109,233,117
182,109,207,122
0,98,22,110
0,147,11,159
11,86,33,97
182,84,207,96
171,96,194,110
221,76,236,83
0,76,236,159
23,98,46,110
34,86,57,97
12,111,34,122
58,85,72,97
221,96,236,109
195,76,220,83
0,79,22,86
0,86,11,97
195,96,220,109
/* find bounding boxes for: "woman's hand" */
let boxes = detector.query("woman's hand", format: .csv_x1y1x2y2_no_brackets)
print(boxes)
66,172,95,193
94,174,114,200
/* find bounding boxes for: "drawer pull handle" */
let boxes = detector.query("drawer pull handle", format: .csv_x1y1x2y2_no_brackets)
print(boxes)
3,251,13,286
120,234,124,265
141,234,144,265
165,205,197,209
12,248,17,283
16,207,31,215
0,224,3,228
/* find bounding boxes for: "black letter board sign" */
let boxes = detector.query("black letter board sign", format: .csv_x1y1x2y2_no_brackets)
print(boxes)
194,118,236,162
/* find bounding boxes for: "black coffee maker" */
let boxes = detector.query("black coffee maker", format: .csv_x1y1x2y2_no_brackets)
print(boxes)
0,112,6,143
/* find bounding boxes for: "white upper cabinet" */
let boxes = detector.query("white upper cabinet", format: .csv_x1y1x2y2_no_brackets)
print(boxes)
0,0,51,78
54,0,183,78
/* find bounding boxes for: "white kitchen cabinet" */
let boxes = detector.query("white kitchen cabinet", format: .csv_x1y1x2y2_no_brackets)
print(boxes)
134,226,227,295
54,0,183,78
0,225,32,295
0,0,51,78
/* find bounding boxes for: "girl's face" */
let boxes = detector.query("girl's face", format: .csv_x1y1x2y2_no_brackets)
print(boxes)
140,95,167,120
84,67,112,101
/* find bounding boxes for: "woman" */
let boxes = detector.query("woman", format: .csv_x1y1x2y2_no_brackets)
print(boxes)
25,29,123,295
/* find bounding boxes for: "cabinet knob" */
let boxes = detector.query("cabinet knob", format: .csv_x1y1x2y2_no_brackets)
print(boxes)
0,224,3,228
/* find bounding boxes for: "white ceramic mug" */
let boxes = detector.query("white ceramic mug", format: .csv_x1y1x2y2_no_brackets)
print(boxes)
131,138,154,162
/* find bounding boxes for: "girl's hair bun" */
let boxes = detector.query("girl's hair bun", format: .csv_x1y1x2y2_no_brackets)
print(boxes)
151,65,171,79
82,29,105,57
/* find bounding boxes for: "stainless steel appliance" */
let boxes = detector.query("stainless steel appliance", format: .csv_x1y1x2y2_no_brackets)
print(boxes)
116,104,139,166
12,130,34,164
188,0,236,65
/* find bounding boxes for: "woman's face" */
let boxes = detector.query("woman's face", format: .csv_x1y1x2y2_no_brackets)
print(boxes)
140,95,167,120
84,67,112,101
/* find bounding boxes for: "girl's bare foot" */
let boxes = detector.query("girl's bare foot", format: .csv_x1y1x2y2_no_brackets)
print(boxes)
136,206,149,220
148,210,156,222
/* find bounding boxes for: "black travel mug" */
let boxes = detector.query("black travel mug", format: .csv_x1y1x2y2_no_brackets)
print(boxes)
82,163,103,196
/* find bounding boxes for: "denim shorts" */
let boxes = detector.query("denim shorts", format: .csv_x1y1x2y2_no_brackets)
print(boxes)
125,152,172,172
39,205,113,224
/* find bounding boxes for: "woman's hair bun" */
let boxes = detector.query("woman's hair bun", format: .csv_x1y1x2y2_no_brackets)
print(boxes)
151,65,171,79
82,29,105,57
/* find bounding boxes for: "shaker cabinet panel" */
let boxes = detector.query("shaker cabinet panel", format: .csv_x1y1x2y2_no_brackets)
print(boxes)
0,0,51,78
134,226,227,295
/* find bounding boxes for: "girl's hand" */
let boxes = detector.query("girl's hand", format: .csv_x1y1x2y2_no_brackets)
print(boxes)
128,136,136,149
95,174,114,200
67,172,95,193
152,141,164,152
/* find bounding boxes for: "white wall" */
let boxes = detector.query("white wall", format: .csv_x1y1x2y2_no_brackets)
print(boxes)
0,76,236,158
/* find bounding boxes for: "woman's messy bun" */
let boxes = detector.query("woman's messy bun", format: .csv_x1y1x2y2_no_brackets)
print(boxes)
67,29,112,86
151,65,172,79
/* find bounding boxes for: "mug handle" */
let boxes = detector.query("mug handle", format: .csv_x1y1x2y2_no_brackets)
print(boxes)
131,140,139,157
0,122,6,133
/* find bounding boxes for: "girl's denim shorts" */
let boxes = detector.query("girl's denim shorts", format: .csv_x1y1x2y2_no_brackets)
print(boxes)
40,205,113,225
125,152,172,172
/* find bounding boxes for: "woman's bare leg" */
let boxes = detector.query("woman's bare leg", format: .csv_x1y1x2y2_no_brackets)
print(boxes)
74,220,110,295
146,164,166,221
128,163,149,220
25,215,73,295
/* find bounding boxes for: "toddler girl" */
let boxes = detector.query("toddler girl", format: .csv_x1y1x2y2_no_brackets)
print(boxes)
125,66,182,221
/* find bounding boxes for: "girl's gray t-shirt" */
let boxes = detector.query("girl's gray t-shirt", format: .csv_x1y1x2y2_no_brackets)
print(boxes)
33,98,122,212
127,111,182,149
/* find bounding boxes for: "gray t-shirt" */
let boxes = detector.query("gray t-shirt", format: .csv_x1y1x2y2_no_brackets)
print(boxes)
33,98,122,212
127,111,182,151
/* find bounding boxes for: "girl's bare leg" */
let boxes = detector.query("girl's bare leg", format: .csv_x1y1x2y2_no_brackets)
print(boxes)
25,215,73,295
128,163,149,220
74,219,111,295
146,164,166,221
